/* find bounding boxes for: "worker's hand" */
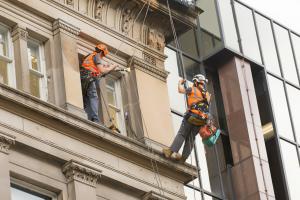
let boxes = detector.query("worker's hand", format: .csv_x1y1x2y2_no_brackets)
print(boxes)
179,79,186,85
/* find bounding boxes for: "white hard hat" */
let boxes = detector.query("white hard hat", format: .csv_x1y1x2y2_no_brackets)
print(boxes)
192,74,207,83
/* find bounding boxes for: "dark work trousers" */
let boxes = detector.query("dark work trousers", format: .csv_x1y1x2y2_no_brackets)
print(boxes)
170,117,201,161
83,79,100,123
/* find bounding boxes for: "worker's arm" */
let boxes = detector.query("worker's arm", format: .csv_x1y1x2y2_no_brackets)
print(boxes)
178,79,186,94
97,63,117,74
206,92,211,103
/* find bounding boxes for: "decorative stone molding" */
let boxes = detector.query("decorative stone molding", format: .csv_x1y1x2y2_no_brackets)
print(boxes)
142,191,171,200
12,26,28,42
143,52,156,66
62,160,102,187
147,28,165,52
53,19,80,36
120,0,139,34
66,0,74,7
94,0,107,21
0,132,16,154
129,57,168,82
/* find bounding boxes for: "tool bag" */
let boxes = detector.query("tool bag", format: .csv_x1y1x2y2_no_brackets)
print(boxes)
186,112,207,126
199,121,221,147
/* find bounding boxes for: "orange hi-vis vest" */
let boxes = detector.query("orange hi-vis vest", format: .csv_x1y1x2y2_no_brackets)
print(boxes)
187,86,209,119
81,52,101,77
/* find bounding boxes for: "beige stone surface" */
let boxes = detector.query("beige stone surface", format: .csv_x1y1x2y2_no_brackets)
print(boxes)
135,68,174,146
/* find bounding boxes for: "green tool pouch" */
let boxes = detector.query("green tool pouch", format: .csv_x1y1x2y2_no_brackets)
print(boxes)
186,112,207,126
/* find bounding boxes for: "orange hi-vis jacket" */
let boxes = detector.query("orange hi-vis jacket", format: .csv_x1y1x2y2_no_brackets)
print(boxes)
81,52,101,77
187,86,209,119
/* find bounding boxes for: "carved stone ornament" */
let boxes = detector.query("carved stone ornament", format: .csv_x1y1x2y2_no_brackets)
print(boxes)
0,132,16,154
66,0,74,6
147,28,165,52
122,8,134,33
130,57,168,82
12,26,28,42
94,0,106,21
53,19,80,36
62,160,102,187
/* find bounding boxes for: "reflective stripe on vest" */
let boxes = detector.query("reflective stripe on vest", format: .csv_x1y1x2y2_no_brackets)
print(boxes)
187,86,208,118
81,52,101,77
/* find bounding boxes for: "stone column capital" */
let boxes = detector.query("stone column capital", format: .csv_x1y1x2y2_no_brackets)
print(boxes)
12,26,28,42
53,19,80,36
62,160,102,187
0,132,16,154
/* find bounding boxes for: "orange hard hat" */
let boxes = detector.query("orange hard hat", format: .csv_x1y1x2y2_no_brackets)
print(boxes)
95,43,109,56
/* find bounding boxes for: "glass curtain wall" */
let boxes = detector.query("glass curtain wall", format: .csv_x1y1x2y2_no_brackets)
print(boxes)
215,0,300,199
165,46,227,200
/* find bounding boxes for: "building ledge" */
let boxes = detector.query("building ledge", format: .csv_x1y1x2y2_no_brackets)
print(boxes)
0,83,197,183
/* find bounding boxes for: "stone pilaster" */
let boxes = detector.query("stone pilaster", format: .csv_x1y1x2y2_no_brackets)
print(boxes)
128,57,174,147
0,132,15,200
62,160,101,200
12,25,30,93
52,19,86,118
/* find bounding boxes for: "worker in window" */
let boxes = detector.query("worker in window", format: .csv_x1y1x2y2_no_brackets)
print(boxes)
80,44,117,123
163,74,211,163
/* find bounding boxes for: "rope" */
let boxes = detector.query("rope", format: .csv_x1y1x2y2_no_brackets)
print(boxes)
123,1,167,195
165,1,205,199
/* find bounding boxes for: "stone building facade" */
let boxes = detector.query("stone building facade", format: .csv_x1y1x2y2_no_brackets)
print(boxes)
0,0,200,200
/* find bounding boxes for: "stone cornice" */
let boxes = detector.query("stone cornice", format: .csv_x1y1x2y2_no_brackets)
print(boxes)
130,57,169,82
0,131,16,154
0,82,197,184
62,160,102,187
12,26,28,42
53,19,80,36
142,191,171,200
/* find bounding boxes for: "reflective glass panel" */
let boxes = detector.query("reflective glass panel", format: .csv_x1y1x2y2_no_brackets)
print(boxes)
30,73,40,98
184,186,202,200
178,29,199,58
291,33,300,78
274,24,299,85
182,55,202,82
165,48,186,113
255,14,281,75
235,3,261,63
268,75,294,140
280,140,300,200
0,59,8,84
286,84,300,143
0,28,8,56
27,42,40,71
218,0,240,51
171,113,183,136
11,187,49,200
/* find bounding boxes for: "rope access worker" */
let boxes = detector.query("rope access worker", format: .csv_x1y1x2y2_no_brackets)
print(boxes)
80,43,117,123
163,74,211,163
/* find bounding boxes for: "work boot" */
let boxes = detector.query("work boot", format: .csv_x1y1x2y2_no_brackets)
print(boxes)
162,148,172,159
171,153,182,161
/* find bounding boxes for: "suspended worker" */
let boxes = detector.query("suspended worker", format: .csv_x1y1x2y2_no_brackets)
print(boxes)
163,74,211,163
80,43,117,123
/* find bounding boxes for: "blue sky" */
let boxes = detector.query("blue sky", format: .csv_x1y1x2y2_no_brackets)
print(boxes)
240,0,300,34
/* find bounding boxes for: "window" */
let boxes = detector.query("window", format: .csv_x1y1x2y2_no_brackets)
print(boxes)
255,14,281,76
235,3,261,63
105,76,125,135
11,179,56,200
268,75,294,141
27,39,47,100
274,24,299,85
280,140,300,200
0,24,15,86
